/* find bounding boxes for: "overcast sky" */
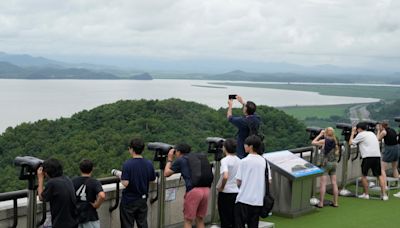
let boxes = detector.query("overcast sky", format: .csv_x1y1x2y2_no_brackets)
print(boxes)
0,0,399,71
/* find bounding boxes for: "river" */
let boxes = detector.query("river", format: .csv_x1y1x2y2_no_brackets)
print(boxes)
0,79,379,133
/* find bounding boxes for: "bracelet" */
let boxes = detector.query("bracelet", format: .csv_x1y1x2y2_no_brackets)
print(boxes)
167,160,173,163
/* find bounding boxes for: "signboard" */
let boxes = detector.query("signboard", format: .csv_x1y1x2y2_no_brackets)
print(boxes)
263,150,323,179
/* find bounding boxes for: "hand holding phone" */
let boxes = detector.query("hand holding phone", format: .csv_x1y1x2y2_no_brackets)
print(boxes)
229,94,237,100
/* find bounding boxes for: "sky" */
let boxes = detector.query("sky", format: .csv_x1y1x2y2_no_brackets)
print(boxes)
0,0,399,71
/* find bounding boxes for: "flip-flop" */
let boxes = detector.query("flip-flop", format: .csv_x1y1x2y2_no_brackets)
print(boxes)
315,205,323,208
331,204,339,208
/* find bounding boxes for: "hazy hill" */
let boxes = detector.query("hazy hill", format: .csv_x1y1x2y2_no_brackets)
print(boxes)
0,99,308,192
0,61,120,79
0,52,62,67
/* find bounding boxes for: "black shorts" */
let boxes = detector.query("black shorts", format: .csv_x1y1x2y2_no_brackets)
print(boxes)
361,157,381,176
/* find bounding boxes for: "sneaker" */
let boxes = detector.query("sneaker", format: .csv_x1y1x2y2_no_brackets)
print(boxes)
382,195,389,201
393,192,400,198
358,193,370,199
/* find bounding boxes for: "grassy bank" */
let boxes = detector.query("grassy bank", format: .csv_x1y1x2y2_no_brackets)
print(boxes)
210,82,400,100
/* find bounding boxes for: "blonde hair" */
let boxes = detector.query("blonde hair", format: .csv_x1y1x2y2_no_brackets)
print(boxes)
325,127,339,154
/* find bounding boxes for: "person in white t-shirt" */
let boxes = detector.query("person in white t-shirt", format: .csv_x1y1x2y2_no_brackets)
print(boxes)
235,135,266,228
217,138,240,228
350,122,388,200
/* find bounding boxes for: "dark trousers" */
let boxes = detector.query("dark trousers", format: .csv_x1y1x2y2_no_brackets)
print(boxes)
120,199,148,228
218,192,238,228
234,202,262,228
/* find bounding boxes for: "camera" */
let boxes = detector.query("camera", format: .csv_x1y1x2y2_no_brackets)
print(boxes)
306,127,323,140
228,94,237,100
336,123,353,141
14,156,43,180
147,142,174,162
111,169,122,178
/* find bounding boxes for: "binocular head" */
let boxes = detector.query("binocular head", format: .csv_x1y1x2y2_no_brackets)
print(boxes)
14,156,43,180
306,127,323,140
147,142,174,162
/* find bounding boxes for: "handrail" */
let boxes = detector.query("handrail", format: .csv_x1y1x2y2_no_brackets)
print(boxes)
289,146,314,162
98,176,120,213
0,177,121,227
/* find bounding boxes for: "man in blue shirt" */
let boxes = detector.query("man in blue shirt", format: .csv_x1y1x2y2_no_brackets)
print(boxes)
164,143,210,228
119,138,156,228
227,95,261,158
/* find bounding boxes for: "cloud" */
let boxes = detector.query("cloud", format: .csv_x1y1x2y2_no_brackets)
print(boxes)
0,0,399,68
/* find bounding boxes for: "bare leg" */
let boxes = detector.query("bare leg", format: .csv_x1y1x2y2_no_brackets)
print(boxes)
184,219,193,228
319,175,327,207
381,162,387,188
330,175,339,206
195,217,205,228
392,161,399,178
361,176,369,195
379,175,387,196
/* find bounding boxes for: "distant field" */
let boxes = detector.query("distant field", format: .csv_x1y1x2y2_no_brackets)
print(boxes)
279,104,352,120
209,82,400,100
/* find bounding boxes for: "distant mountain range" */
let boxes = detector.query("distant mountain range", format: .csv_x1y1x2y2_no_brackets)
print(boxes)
0,52,399,83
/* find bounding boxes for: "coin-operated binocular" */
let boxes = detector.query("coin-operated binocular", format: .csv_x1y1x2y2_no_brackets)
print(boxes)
14,156,44,228
206,137,225,162
306,127,323,140
336,123,353,142
148,142,174,169
363,120,378,133
147,142,173,228
14,156,43,185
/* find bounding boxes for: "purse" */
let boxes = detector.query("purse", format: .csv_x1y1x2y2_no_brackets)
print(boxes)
260,158,274,218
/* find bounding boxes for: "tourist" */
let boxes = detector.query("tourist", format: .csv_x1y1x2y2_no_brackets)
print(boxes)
217,139,240,228
312,127,339,207
72,159,106,228
119,138,156,228
227,95,261,158
350,122,388,200
37,158,78,228
235,135,266,228
164,143,212,228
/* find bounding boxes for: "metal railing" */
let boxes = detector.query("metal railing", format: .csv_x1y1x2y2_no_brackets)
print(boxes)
0,176,120,228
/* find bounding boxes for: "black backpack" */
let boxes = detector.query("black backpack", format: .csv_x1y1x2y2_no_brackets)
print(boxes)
246,117,265,152
75,178,91,223
184,153,213,187
246,117,264,141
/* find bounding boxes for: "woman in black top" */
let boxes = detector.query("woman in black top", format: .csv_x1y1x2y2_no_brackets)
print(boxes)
377,121,399,179
312,127,339,208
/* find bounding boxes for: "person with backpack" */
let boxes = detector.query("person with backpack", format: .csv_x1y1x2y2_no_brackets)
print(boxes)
227,95,261,158
164,143,213,228
72,159,106,228
235,135,266,228
217,138,240,228
312,127,339,208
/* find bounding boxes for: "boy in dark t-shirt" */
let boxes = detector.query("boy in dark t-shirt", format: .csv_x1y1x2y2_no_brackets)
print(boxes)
37,158,78,228
119,138,156,228
72,159,105,228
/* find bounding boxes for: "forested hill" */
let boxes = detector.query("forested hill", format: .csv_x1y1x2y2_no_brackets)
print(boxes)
0,99,308,192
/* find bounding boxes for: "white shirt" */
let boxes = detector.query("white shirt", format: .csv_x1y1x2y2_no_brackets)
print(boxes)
352,131,381,158
235,154,266,206
219,155,240,193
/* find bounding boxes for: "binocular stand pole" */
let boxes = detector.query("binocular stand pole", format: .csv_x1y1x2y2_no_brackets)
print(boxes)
157,161,166,228
339,141,351,196
27,175,38,228
210,159,220,225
